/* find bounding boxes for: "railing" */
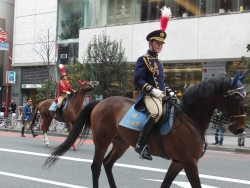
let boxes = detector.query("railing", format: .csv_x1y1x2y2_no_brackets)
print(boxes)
0,112,68,133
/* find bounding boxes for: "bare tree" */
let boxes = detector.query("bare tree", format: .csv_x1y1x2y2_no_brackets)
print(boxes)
33,28,57,102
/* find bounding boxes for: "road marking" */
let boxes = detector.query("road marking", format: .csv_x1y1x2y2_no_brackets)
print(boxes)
142,179,218,188
1,147,250,185
0,171,87,188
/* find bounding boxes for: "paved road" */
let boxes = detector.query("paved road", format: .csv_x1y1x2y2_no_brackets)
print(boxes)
0,132,250,188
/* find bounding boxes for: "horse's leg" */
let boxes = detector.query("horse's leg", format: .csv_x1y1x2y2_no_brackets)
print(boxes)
161,161,183,188
91,144,109,188
43,118,52,147
65,122,77,150
103,136,130,188
182,159,201,188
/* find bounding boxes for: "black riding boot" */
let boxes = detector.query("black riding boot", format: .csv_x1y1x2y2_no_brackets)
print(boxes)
31,128,38,137
135,116,155,160
54,107,59,119
21,127,25,137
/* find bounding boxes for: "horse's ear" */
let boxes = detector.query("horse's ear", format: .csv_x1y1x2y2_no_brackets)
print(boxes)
239,69,249,83
231,70,241,86
78,80,83,85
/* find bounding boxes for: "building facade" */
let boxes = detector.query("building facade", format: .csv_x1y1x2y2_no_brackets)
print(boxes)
0,0,15,104
12,0,250,105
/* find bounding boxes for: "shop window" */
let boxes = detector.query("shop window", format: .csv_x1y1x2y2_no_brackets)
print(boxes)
58,0,81,42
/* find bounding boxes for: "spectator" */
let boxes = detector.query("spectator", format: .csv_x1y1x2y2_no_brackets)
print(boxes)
9,98,16,113
0,101,6,113
237,125,250,147
212,109,227,146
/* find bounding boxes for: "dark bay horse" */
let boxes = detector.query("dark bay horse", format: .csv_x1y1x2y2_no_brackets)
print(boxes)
44,71,246,188
30,80,99,148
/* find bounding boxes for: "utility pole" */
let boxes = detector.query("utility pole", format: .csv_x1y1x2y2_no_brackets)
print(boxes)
0,28,11,118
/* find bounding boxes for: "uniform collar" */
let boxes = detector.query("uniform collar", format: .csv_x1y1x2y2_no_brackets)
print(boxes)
147,50,158,58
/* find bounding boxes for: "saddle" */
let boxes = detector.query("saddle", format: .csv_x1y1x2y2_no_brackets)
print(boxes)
153,95,178,159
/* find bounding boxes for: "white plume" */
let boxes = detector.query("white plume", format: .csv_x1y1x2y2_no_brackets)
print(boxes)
58,64,64,69
160,6,172,18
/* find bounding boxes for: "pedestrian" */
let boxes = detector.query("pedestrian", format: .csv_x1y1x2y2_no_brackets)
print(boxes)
133,6,171,160
212,109,227,146
237,125,250,147
0,101,6,113
9,98,16,114
54,64,75,119
21,97,38,137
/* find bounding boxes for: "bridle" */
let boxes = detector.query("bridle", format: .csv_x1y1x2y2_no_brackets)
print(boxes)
225,86,246,119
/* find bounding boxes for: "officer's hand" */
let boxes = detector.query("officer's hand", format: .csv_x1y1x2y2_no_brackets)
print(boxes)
151,88,163,98
66,91,71,94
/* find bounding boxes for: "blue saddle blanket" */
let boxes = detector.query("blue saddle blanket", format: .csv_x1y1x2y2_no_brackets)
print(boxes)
119,104,174,135
49,102,68,111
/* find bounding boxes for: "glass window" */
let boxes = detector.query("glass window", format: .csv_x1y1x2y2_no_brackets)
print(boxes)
81,0,108,28
58,0,81,42
107,0,135,25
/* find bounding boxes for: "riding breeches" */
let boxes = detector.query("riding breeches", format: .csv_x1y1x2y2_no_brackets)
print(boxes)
23,121,31,130
143,95,162,123
57,94,66,108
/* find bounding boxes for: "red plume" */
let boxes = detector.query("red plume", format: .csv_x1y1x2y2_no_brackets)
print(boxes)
78,80,83,85
58,64,65,73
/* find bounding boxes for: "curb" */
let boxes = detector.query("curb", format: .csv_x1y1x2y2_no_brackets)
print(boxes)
1,128,250,154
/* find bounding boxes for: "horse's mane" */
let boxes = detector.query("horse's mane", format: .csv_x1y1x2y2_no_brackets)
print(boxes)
181,76,231,107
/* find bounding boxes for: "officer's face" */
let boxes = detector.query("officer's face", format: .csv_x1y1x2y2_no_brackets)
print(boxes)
150,40,164,53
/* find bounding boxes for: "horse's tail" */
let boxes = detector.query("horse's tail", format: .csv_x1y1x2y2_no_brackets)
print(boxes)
43,100,100,168
30,102,40,128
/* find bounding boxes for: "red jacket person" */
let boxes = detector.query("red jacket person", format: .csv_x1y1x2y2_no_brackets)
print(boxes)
54,64,75,119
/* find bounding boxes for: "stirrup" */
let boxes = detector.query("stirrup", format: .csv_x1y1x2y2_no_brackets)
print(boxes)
139,145,150,159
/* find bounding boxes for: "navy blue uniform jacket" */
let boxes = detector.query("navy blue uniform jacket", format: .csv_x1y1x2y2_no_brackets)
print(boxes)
22,104,33,122
134,50,165,112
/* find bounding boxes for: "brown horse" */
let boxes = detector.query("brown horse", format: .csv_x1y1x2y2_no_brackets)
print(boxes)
44,71,246,188
30,80,99,148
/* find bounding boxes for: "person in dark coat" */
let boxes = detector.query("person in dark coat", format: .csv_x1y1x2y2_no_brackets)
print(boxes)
21,98,38,137
133,6,171,160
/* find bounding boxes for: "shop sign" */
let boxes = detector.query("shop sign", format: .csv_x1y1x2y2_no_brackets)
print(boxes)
22,84,42,88
8,71,16,84
202,62,225,67
0,42,8,51
202,67,225,81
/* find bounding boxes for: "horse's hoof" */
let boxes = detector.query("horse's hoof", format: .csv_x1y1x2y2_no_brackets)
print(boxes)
73,147,77,151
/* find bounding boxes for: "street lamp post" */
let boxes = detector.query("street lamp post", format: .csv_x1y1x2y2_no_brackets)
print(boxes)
0,28,11,118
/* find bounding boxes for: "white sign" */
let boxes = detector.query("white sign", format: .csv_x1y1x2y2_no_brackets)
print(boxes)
202,62,225,67
22,84,42,88
0,42,8,51
202,67,225,81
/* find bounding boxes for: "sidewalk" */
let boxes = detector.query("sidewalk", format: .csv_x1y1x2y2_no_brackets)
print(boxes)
1,125,250,154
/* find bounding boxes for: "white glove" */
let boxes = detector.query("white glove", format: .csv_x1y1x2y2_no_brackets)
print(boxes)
151,88,163,98
66,91,71,94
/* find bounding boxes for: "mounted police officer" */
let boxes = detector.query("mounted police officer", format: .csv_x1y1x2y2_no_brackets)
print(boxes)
54,64,75,119
21,97,38,137
134,6,171,160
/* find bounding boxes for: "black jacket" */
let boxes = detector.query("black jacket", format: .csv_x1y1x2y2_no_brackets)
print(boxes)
9,102,16,113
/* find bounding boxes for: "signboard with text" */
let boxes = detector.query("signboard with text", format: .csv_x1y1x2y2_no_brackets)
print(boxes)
0,42,8,51
202,62,226,81
8,71,16,84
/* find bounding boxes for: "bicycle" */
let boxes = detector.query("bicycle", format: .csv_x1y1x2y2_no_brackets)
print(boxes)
0,112,17,129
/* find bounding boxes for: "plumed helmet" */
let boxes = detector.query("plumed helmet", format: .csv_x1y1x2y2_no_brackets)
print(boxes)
146,6,171,43
59,64,67,77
